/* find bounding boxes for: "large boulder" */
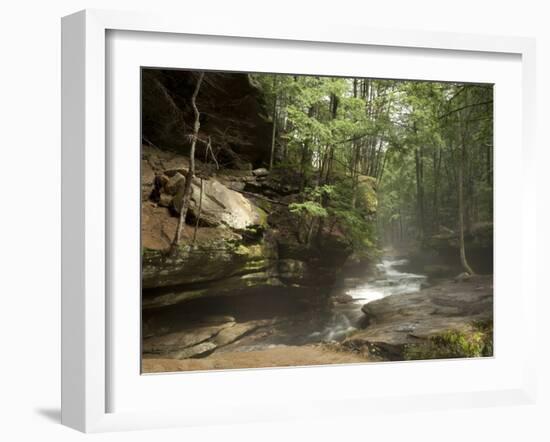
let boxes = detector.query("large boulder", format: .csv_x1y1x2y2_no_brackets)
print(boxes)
180,179,265,229
158,172,266,230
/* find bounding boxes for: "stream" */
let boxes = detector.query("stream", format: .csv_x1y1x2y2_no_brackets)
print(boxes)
313,257,428,342
143,257,429,356
214,257,428,353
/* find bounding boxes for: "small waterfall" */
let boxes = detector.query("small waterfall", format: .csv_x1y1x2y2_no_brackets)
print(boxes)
319,257,427,342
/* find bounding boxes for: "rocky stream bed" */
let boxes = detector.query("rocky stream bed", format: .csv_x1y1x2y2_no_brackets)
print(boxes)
143,256,493,373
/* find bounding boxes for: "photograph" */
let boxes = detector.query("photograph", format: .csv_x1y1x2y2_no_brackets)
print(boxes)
140,68,494,373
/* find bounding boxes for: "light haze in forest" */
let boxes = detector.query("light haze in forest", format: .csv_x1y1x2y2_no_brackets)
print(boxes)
140,69,493,373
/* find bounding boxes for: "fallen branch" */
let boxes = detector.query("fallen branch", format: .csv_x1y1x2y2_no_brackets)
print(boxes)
438,100,493,120
234,190,288,206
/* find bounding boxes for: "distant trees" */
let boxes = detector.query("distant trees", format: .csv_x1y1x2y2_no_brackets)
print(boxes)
378,81,493,273
255,74,493,270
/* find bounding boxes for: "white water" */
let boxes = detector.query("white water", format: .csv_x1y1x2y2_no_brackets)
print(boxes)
317,257,427,342
347,258,427,304
215,257,428,351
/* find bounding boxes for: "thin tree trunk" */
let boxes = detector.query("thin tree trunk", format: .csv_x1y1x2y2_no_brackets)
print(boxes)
399,207,404,243
458,141,475,275
191,177,204,247
171,72,204,251
269,76,278,169
299,142,309,193
377,151,387,185
299,106,315,193
432,145,442,232
351,141,360,208
415,146,425,240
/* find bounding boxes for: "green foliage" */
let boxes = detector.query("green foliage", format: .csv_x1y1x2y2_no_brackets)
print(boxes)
326,181,378,255
289,201,328,218
404,320,493,360
378,82,493,245
252,72,492,255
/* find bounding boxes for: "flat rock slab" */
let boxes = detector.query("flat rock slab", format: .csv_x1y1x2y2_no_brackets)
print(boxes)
344,275,493,357
211,321,267,347
143,319,272,359
142,321,235,355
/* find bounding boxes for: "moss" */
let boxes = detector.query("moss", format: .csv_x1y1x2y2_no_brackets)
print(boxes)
234,242,273,260
357,176,378,214
242,258,270,272
256,207,268,227
404,320,493,360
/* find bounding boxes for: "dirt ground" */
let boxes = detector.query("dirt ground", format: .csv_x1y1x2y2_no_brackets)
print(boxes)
142,345,369,373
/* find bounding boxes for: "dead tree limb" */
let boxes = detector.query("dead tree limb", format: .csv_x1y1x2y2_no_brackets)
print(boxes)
191,177,204,247
171,72,205,251
234,189,288,206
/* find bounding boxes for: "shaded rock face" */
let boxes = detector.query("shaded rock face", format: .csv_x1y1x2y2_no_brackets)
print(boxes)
141,69,273,168
142,239,282,308
141,145,351,310
142,233,348,309
343,275,493,360
420,222,494,274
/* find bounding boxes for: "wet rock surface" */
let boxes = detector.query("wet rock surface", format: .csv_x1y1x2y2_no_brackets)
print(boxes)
343,275,493,359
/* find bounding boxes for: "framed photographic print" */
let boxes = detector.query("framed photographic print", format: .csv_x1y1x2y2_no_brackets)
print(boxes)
61,9,537,432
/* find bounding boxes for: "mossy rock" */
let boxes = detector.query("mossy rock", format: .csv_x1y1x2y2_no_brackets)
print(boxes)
357,175,378,214
142,236,277,290
403,320,493,360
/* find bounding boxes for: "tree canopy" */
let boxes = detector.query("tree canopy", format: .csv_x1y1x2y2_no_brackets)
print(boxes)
253,73,493,269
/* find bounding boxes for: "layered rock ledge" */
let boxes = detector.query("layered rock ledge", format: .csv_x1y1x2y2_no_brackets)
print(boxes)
141,144,351,310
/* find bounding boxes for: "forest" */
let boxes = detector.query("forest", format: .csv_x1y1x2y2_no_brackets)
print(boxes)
252,73,493,269
140,69,494,372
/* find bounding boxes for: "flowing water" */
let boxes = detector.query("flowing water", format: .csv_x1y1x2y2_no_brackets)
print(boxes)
314,257,428,342
144,257,428,355
217,257,428,352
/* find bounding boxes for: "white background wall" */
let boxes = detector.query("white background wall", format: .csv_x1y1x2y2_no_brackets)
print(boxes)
0,1,547,440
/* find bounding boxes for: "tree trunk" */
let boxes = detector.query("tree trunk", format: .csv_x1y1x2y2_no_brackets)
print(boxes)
171,72,204,251
399,207,404,243
191,177,204,247
458,141,475,275
415,146,425,240
351,141,360,208
269,76,278,169
299,106,315,193
432,145,442,232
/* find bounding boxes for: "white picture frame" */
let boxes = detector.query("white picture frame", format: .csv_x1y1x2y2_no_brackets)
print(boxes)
61,9,538,433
